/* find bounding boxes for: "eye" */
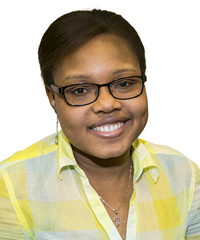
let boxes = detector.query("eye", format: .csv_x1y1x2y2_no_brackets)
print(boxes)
70,87,91,95
66,84,95,96
116,80,134,88
118,81,130,87
74,88,88,94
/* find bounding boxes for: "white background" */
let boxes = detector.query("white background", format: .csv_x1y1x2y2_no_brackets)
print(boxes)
0,0,199,167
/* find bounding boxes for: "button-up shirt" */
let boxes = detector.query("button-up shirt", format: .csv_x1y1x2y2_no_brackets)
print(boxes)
0,130,199,239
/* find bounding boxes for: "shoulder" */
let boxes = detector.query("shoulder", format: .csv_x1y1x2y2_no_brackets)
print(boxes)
0,133,57,172
139,139,200,207
140,139,188,157
138,139,199,184
140,138,192,163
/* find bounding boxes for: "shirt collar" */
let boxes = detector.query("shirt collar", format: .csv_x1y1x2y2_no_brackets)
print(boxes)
57,130,79,180
57,131,159,182
132,139,159,183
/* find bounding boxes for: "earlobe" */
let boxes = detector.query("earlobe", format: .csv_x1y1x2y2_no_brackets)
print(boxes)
45,85,57,113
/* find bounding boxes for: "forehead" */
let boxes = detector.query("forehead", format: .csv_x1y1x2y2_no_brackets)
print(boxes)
53,34,140,84
68,34,137,62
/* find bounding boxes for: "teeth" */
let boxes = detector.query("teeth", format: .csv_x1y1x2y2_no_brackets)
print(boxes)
93,122,124,132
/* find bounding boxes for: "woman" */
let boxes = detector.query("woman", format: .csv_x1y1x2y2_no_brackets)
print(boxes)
0,9,199,240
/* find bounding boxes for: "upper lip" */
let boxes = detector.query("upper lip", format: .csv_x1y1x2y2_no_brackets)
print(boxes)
89,117,129,129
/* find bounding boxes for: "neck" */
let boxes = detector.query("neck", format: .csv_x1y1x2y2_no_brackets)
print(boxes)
72,145,132,182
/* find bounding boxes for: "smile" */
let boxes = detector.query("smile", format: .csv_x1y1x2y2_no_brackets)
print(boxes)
92,122,124,132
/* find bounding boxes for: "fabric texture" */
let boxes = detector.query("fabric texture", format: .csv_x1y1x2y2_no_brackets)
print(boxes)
0,130,199,240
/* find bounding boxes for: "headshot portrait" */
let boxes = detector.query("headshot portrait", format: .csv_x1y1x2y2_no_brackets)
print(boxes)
0,1,199,239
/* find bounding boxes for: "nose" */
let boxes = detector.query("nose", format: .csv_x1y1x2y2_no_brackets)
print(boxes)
92,86,121,113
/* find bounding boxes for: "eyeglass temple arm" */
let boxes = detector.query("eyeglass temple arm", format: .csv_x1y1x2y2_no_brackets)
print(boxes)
50,84,60,93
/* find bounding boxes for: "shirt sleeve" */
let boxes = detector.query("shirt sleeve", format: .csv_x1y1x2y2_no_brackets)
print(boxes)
0,172,27,240
186,162,200,239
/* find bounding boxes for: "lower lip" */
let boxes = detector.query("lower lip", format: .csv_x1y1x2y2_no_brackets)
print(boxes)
89,121,129,139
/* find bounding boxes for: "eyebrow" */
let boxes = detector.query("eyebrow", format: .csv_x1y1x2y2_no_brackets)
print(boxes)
63,74,90,82
111,68,138,76
63,68,138,82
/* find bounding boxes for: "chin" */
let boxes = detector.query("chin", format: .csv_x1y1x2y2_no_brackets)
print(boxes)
94,146,131,160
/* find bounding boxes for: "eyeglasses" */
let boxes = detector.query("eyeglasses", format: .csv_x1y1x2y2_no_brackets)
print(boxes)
50,75,147,106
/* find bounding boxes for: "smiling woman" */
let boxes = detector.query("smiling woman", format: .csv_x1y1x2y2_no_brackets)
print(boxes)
46,34,148,162
0,9,199,240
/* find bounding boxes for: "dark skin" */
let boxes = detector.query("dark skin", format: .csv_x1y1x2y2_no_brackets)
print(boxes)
46,34,148,239
73,146,134,239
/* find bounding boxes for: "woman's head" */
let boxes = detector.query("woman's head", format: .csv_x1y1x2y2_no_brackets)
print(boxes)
38,9,146,85
40,9,148,162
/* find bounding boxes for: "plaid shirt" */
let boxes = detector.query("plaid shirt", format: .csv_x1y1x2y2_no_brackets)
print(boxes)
0,131,199,240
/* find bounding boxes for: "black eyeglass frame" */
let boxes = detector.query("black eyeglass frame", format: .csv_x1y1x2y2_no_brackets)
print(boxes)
50,75,147,106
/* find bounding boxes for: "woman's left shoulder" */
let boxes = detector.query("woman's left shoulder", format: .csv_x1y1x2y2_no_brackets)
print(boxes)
139,139,200,179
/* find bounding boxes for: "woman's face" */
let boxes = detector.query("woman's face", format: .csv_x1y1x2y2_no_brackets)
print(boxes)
47,35,148,160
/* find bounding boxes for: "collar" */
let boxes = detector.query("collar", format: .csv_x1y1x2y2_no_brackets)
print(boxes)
57,130,79,180
57,131,159,183
132,139,159,183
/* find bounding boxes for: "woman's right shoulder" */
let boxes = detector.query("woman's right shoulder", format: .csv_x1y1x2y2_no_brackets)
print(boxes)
0,133,57,171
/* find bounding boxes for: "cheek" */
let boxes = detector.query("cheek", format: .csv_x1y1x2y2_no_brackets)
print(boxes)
58,109,80,129
138,89,148,118
127,93,148,132
137,95,148,133
56,100,89,134
140,98,148,119
128,95,148,118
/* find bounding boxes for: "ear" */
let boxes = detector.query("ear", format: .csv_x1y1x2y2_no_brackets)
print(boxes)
45,85,57,113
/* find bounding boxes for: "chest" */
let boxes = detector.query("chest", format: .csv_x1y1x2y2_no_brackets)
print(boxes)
20,168,188,239
102,199,131,240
